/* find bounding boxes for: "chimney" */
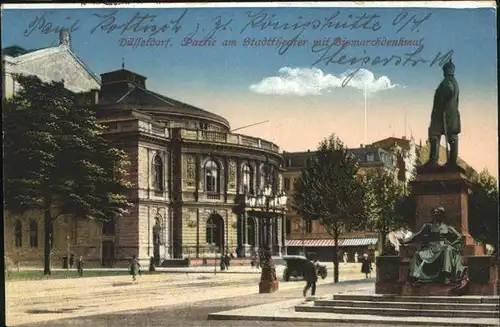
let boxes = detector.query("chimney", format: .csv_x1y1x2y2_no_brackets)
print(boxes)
59,29,71,48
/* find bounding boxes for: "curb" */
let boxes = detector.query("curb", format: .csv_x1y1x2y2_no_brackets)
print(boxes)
207,313,497,326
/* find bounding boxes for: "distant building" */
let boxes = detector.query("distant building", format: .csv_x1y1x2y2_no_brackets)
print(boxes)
281,146,397,261
373,136,474,180
281,135,476,262
372,136,418,187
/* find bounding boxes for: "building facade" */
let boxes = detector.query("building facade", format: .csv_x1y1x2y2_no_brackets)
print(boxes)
281,146,398,261
3,31,285,268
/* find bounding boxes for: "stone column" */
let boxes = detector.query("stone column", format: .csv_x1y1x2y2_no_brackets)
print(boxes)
236,158,242,194
223,156,229,203
255,160,261,192
195,154,201,201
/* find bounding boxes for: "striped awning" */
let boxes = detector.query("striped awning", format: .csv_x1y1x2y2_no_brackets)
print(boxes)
285,237,378,247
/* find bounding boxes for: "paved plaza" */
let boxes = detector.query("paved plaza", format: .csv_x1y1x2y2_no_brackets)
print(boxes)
6,264,375,326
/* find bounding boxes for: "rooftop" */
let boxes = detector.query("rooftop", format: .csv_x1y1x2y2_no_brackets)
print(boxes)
282,146,397,169
97,68,230,129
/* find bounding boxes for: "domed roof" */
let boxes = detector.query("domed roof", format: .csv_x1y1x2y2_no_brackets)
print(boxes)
98,69,230,129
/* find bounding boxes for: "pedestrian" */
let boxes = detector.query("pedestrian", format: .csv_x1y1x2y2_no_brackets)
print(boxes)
361,253,372,278
129,255,141,283
354,252,359,263
69,253,75,269
220,254,226,271
303,258,318,297
76,255,84,277
224,254,231,270
343,252,347,264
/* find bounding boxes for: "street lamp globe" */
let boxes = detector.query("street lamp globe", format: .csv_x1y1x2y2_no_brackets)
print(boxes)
279,193,288,207
264,185,272,197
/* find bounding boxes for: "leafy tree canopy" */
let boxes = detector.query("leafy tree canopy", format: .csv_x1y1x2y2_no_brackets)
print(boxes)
468,169,499,246
360,169,408,253
292,134,365,282
3,74,133,222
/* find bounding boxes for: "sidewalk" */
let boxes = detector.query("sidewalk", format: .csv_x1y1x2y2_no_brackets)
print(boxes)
13,262,372,274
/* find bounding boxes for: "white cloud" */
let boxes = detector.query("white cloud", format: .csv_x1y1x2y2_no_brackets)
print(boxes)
249,67,401,96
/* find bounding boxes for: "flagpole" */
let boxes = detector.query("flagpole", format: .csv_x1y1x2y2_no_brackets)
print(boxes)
364,83,367,146
404,107,407,138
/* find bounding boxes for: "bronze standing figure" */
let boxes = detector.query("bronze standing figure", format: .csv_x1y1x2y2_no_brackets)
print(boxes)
426,59,461,167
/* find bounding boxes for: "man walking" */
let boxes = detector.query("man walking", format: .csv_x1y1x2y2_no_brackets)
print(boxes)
76,255,84,277
129,255,141,283
303,258,318,297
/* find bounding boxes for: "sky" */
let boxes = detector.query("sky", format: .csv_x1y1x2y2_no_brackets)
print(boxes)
2,3,498,177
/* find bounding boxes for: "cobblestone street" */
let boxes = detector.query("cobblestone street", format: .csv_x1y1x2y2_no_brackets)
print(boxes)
14,279,429,327
6,265,376,326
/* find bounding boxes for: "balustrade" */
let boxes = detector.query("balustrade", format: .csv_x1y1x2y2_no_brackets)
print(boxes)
180,129,280,153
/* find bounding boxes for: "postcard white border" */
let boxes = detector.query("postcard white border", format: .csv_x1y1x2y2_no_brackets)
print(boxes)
1,1,496,9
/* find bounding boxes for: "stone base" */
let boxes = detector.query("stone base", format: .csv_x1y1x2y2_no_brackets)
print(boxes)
259,279,279,293
375,281,401,295
467,255,498,296
401,281,465,296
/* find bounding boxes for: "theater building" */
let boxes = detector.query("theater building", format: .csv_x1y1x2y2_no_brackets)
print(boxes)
3,31,285,268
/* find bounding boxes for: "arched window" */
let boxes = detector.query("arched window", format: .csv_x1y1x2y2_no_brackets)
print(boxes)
241,163,253,194
205,215,224,250
14,220,22,248
153,155,164,191
206,217,216,244
259,164,268,190
204,160,219,193
29,219,38,247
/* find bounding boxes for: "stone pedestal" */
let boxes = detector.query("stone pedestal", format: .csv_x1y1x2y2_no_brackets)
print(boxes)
467,255,499,296
375,166,493,296
375,256,401,295
410,168,484,256
259,266,279,293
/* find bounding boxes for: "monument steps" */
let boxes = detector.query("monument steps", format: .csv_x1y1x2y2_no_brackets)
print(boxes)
295,295,500,320
296,304,499,319
333,294,500,304
313,299,499,312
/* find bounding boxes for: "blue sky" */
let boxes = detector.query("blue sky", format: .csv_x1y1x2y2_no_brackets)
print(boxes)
2,5,498,175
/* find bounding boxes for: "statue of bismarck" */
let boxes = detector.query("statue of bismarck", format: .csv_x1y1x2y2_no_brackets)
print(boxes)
425,58,461,168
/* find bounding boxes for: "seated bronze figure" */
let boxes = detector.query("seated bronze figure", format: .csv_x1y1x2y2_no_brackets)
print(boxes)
402,206,466,284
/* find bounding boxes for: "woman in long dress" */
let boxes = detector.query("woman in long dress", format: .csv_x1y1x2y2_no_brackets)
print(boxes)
360,253,372,278
403,206,465,284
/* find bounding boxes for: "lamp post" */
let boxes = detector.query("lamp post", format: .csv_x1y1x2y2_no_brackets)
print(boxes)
66,235,70,271
302,219,306,256
245,184,287,293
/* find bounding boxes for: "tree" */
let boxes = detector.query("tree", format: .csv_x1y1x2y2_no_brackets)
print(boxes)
360,169,407,253
3,75,133,275
468,169,499,248
292,134,365,283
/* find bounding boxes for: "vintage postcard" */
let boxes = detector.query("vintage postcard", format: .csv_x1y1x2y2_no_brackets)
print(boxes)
2,2,498,327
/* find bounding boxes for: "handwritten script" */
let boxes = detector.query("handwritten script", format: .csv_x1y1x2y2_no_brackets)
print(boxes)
22,8,449,86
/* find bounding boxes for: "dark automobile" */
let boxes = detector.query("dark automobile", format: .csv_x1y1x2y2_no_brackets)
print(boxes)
282,255,328,281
